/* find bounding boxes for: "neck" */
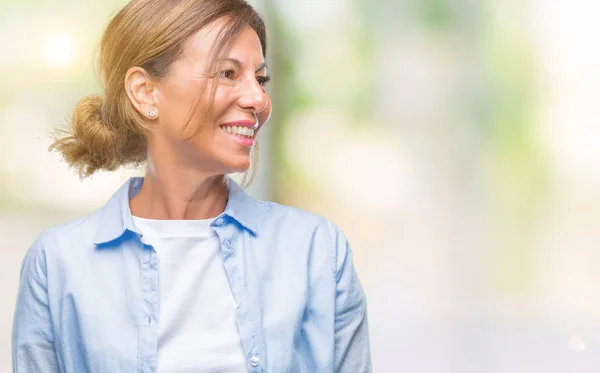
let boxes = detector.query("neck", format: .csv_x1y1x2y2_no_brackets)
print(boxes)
130,152,228,220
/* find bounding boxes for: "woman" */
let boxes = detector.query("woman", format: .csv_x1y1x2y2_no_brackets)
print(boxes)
12,0,371,372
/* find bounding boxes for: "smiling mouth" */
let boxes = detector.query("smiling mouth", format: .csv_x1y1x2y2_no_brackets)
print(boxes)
220,125,255,139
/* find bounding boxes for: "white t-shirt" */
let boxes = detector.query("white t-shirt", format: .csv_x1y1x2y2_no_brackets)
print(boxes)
132,216,248,373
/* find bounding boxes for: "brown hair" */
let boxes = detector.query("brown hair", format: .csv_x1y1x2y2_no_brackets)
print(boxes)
50,0,267,185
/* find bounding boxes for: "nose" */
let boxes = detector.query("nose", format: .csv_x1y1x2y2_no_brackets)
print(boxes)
237,76,269,116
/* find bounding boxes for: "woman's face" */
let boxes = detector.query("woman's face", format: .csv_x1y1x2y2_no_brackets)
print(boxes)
152,19,271,174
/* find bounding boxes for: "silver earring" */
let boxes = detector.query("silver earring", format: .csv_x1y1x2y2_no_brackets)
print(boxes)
148,110,157,119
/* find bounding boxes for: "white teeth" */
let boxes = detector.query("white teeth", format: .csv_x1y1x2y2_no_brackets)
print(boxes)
220,125,255,138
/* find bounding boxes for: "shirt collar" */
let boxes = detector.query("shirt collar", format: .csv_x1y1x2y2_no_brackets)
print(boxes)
94,176,265,245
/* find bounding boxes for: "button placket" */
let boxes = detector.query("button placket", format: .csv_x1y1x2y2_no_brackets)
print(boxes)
214,226,266,371
138,241,158,372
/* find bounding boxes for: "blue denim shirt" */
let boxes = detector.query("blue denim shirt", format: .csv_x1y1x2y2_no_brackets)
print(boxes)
12,177,371,373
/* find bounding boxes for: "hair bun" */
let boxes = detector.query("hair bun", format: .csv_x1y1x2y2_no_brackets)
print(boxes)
50,95,121,177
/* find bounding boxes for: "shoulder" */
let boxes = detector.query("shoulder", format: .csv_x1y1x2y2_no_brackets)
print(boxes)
30,208,104,256
254,199,341,234
252,199,351,273
18,208,103,280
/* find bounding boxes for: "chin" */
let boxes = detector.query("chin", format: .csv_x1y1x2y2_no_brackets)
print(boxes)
219,155,251,174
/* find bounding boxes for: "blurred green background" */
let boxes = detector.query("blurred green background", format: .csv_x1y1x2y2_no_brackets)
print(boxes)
2,0,600,371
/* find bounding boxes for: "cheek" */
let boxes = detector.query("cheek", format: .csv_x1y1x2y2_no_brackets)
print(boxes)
160,83,199,126
211,89,231,114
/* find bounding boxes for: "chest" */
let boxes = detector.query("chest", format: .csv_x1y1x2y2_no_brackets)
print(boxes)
49,236,333,373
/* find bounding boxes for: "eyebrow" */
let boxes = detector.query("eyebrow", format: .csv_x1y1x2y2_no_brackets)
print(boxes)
220,58,267,72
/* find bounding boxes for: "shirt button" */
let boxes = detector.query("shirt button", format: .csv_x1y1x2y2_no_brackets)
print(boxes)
215,217,224,226
223,239,232,248
250,356,260,366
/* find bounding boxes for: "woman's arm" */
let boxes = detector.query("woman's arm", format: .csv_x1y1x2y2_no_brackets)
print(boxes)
325,221,372,373
12,235,59,373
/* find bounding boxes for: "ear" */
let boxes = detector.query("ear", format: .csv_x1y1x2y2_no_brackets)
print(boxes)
124,67,160,120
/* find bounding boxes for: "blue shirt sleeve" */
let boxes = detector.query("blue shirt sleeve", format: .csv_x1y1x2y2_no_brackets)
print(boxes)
12,233,60,373
325,221,373,373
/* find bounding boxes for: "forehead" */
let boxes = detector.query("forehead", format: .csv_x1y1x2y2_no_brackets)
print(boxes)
182,19,264,66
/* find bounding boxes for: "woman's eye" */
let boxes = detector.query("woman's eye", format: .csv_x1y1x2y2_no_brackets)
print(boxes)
219,69,235,79
257,75,271,86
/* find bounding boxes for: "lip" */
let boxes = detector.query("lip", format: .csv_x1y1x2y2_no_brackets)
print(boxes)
222,131,255,147
221,120,257,128
220,120,257,148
